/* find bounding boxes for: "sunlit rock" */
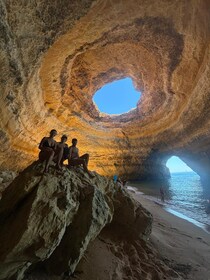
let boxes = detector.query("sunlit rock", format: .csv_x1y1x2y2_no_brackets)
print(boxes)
0,1,210,181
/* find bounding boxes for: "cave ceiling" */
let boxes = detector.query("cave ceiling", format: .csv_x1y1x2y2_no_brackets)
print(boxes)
0,0,210,178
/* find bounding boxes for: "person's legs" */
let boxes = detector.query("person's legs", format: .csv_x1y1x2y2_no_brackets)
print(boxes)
80,153,89,167
79,154,94,177
45,150,55,172
69,157,94,177
69,158,88,171
39,149,55,173
61,147,69,166
54,146,64,170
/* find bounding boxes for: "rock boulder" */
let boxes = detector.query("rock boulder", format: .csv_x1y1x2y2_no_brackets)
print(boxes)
0,162,152,279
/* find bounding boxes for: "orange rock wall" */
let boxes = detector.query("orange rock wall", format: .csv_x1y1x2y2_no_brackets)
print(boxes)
0,0,210,180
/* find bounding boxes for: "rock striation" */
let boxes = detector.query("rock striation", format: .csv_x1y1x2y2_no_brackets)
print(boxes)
0,162,155,280
0,0,210,182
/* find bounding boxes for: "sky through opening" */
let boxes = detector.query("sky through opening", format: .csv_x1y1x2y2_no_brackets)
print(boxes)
166,156,195,173
93,80,193,173
93,78,141,114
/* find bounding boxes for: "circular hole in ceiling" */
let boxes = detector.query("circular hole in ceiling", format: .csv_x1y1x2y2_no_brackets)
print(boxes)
93,77,141,115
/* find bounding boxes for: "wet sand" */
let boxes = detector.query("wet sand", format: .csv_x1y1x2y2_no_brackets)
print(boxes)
131,190,210,280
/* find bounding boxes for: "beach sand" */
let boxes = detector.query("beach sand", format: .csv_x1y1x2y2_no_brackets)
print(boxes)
75,189,210,280
131,190,210,280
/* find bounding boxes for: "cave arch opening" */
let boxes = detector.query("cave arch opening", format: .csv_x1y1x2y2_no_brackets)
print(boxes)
93,78,141,115
166,156,196,175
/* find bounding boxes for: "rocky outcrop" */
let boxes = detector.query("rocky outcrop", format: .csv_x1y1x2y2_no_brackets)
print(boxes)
0,170,17,197
0,1,210,181
0,162,152,279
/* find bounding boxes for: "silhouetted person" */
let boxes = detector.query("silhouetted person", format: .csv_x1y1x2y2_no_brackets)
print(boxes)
160,187,165,203
117,177,125,189
206,199,210,214
56,135,69,166
38,129,63,173
122,180,127,188
68,138,94,177
117,177,122,185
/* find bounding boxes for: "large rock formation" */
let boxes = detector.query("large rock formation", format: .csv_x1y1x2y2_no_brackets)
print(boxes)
0,163,182,280
0,163,137,277
0,0,210,182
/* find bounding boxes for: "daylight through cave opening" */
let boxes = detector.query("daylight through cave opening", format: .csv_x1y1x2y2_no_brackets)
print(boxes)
166,156,195,175
93,78,141,115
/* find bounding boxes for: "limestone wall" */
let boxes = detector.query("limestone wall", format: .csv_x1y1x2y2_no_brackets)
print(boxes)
0,0,210,180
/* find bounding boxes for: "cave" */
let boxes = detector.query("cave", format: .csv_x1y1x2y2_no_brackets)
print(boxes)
0,0,210,184
1,1,210,279
164,153,210,186
166,156,195,174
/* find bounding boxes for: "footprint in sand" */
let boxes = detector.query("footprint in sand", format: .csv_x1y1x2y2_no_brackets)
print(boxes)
196,237,208,245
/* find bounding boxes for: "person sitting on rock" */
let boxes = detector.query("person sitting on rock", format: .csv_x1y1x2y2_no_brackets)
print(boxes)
38,129,63,173
68,138,94,177
56,134,69,166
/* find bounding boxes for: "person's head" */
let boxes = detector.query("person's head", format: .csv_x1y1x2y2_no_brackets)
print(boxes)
72,138,77,146
50,129,57,138
61,135,67,143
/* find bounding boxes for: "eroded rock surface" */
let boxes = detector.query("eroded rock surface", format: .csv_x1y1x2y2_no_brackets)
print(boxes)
0,162,153,280
0,1,210,180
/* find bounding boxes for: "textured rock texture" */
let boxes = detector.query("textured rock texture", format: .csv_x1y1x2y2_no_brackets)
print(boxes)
0,0,210,181
0,162,153,280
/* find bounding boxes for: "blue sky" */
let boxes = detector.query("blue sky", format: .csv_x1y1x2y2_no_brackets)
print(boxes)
166,156,193,173
93,78,193,173
93,78,140,114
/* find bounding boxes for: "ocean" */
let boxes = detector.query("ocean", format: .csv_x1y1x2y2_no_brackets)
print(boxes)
128,172,210,232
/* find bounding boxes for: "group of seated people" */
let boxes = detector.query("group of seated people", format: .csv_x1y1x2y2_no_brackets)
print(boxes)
38,129,93,177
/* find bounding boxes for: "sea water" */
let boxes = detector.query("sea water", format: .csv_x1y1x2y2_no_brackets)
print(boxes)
128,172,210,232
